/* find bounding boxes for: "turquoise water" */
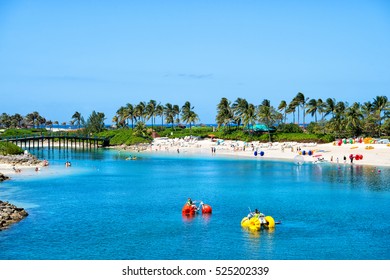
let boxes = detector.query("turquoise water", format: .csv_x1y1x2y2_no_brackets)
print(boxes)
0,148,389,260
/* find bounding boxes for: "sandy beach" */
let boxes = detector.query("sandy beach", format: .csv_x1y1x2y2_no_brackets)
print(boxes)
145,137,390,167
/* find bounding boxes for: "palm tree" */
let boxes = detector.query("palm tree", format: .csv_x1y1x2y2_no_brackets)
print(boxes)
345,102,363,136
11,113,23,128
71,111,83,129
164,103,175,128
330,101,347,137
242,103,256,130
134,102,146,122
0,113,11,128
155,104,164,127
184,111,199,130
112,115,119,127
257,99,277,142
125,103,135,129
115,106,127,128
232,98,249,128
306,99,319,122
216,97,233,129
181,101,199,130
316,98,326,121
373,95,389,135
324,98,336,119
146,100,157,129
286,99,298,124
25,111,40,128
294,92,309,127
277,100,287,124
173,105,180,126
133,121,148,137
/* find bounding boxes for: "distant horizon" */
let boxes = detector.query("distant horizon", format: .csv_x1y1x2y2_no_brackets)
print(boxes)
1,1,389,124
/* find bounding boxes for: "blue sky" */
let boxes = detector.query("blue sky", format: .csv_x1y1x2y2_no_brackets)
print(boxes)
0,0,389,124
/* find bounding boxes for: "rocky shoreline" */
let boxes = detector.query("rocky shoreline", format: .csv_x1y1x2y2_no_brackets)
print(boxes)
0,153,46,167
0,173,10,182
0,201,28,231
0,154,41,230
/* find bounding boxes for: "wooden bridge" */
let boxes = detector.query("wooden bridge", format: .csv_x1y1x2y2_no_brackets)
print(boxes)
0,133,110,150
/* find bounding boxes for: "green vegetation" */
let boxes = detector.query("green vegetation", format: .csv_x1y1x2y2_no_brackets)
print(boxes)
0,142,24,155
1,94,389,147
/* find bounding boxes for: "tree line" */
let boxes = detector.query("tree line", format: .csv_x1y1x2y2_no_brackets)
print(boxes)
215,94,389,138
112,100,199,130
1,94,389,138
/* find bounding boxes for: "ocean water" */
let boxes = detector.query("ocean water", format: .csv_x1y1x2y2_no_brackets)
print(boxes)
0,148,389,260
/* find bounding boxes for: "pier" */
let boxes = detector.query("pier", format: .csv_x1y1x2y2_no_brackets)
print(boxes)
0,133,110,150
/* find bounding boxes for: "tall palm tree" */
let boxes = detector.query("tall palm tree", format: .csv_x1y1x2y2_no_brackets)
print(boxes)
330,101,347,136
125,103,135,129
134,102,146,122
146,100,157,129
164,103,175,128
294,92,309,127
316,98,326,121
11,113,24,128
277,100,287,124
361,101,374,118
324,98,336,119
115,106,127,128
0,113,10,128
372,95,389,135
257,99,276,142
216,97,233,129
112,115,119,127
71,111,83,129
242,103,256,130
286,99,298,124
25,111,40,128
182,108,199,130
306,99,319,122
232,98,249,128
181,101,197,129
345,102,363,136
155,103,164,127
173,105,180,126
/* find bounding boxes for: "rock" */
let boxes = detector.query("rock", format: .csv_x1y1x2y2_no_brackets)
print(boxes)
0,173,10,182
0,201,28,231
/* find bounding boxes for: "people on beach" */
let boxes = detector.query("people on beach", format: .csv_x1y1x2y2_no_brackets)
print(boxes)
13,166,21,173
343,155,347,164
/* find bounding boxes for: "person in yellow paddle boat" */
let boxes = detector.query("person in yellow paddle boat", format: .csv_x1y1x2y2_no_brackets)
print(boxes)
248,209,265,219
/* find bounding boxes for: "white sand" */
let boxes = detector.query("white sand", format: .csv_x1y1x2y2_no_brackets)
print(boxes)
146,137,390,167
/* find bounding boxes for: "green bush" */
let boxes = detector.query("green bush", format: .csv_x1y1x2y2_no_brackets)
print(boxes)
0,142,24,155
97,129,152,146
276,123,303,133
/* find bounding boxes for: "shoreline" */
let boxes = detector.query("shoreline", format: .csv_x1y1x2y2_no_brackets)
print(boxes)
1,139,389,177
120,137,390,168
